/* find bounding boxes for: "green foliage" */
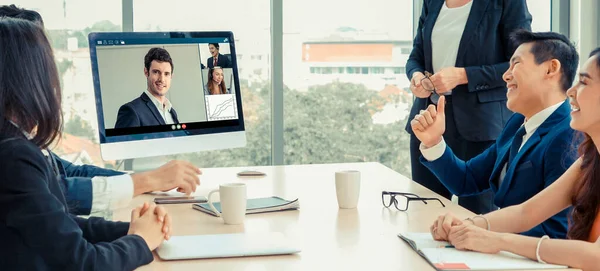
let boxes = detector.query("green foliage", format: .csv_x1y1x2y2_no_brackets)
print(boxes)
64,114,97,143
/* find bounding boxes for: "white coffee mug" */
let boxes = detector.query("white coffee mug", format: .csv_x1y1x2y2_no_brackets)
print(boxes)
207,183,247,225
335,170,361,209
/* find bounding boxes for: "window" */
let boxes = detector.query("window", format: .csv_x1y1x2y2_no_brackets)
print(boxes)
401,47,412,54
12,0,123,169
283,0,413,176
527,1,551,32
134,0,272,167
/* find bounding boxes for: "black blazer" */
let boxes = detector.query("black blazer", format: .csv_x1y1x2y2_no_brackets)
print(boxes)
0,135,153,270
405,0,532,141
207,53,231,69
115,92,179,128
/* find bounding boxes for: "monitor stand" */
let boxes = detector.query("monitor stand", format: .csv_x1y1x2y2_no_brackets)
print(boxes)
123,156,170,173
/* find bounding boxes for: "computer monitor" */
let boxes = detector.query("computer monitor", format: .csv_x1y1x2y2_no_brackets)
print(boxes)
88,31,246,161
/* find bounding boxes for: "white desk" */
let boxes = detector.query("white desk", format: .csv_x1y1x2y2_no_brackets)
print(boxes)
112,162,575,271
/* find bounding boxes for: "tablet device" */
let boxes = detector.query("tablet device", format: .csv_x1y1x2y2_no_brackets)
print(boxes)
156,232,300,260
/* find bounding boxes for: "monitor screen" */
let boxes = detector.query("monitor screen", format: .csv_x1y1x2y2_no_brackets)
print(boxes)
89,31,246,161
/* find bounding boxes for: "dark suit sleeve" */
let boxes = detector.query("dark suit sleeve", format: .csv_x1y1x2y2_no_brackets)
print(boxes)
0,142,153,270
420,142,498,196
58,155,124,178
115,104,140,129
224,55,232,68
520,129,575,238
405,0,428,81
62,176,93,215
72,216,130,243
464,0,532,92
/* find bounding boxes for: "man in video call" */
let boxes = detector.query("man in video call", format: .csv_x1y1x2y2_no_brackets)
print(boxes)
207,43,231,68
115,47,180,128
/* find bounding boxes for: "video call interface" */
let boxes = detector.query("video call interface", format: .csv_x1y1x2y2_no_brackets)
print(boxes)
93,36,241,140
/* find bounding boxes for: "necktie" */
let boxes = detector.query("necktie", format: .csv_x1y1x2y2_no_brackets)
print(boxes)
213,57,217,67
508,125,527,165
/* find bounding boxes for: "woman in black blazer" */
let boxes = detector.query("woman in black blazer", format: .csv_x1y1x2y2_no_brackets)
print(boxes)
0,18,170,270
405,0,532,214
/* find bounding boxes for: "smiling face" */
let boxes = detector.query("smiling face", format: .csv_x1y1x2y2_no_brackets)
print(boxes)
567,55,600,133
145,60,172,98
212,68,223,85
503,43,549,117
209,44,218,57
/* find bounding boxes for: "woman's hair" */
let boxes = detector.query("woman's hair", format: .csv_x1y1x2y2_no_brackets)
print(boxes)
207,67,227,95
567,47,600,241
0,18,62,149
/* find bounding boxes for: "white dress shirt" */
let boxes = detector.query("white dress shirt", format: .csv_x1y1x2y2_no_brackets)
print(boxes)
431,1,473,95
420,101,564,187
89,175,134,218
144,89,175,125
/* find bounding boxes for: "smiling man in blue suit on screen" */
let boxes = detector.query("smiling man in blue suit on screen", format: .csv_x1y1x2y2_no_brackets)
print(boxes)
115,47,180,128
410,30,580,239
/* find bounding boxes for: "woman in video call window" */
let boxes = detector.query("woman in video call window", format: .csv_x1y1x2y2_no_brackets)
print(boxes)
204,66,229,95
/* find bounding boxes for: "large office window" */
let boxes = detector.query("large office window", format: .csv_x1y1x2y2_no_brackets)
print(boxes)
133,0,272,167
528,1,552,32
283,0,414,176
10,0,122,168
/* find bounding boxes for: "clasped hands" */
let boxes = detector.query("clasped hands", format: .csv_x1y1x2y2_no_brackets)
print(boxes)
127,202,173,251
430,212,503,254
409,67,467,98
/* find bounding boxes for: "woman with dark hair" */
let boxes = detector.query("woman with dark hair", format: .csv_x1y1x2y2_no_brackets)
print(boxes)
204,66,228,95
429,48,600,270
0,18,169,270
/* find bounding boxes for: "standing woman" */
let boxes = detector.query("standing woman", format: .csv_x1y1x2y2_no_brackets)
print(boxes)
0,18,168,270
405,0,531,214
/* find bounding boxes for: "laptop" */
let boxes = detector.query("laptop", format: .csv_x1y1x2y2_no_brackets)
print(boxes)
156,232,301,260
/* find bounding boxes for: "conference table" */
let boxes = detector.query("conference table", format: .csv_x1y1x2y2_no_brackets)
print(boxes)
113,162,575,271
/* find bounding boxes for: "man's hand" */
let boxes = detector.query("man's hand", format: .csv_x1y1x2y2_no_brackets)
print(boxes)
429,67,467,94
410,72,432,98
410,95,446,147
131,160,202,196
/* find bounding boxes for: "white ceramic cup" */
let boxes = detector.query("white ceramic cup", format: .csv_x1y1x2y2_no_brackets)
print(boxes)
335,170,361,209
207,183,247,225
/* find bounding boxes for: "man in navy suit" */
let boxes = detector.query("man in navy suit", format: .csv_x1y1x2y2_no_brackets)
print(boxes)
115,47,180,128
410,30,580,239
207,43,231,68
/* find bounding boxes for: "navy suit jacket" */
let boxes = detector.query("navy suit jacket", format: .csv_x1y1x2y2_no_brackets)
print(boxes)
406,0,532,141
0,136,152,270
54,153,124,215
207,53,231,69
421,101,577,238
115,92,179,128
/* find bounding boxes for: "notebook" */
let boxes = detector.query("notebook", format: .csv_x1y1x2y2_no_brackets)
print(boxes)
156,232,301,260
193,196,299,216
399,233,568,270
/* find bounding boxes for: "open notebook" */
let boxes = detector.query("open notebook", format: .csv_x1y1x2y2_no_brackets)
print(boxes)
399,233,568,270
193,196,299,216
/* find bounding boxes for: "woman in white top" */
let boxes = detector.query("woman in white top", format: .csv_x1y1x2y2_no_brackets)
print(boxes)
405,0,531,214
